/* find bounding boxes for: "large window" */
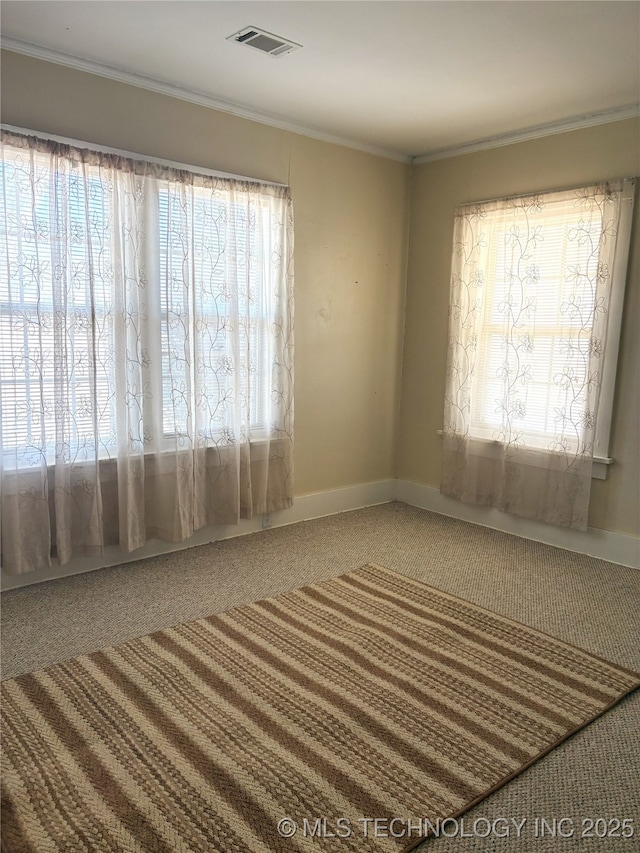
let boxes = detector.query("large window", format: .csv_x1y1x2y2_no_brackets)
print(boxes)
0,129,294,574
0,141,291,467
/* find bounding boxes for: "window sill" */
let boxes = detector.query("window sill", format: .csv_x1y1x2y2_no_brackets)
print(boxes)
591,457,613,481
436,430,613,481
3,436,286,480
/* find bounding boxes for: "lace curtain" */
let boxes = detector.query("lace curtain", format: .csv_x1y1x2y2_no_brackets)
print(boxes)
441,180,630,530
0,131,294,574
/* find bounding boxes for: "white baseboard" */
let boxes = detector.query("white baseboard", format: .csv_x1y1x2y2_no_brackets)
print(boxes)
2,476,637,590
396,479,640,570
0,480,396,591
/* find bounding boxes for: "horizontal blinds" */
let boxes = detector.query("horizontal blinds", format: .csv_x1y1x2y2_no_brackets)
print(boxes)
157,185,272,440
1,145,278,464
468,196,605,448
0,150,117,462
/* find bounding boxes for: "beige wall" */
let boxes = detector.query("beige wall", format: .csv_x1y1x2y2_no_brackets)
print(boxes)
398,119,640,535
1,51,638,536
0,50,410,498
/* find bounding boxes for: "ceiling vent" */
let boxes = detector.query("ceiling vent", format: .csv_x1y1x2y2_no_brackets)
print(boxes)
226,26,302,57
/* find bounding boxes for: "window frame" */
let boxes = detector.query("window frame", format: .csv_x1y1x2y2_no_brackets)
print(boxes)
588,178,635,474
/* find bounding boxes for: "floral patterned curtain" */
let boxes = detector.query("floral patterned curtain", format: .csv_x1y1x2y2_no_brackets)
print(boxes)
441,180,631,530
0,131,294,574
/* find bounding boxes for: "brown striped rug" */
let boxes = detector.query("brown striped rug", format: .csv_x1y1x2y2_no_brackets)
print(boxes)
2,563,638,853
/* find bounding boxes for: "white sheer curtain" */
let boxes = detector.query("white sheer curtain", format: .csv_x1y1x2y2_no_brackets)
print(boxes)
0,131,294,574
441,180,631,530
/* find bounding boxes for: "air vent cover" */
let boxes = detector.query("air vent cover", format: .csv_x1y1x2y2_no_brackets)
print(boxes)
227,26,302,57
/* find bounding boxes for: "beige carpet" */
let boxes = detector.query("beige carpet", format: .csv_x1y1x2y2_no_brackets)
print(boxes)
2,561,638,853
2,503,640,852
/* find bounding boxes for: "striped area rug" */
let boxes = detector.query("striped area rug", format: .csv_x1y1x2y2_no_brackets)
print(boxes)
2,563,638,853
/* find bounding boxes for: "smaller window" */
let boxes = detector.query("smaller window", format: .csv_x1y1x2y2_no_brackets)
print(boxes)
446,178,634,476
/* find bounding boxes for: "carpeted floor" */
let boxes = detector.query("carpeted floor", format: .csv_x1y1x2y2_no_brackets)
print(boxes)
2,501,639,851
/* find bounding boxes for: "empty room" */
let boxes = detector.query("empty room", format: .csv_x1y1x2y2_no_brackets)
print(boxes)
1,2,638,852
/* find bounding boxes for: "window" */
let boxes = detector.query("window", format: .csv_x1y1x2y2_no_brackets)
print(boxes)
0,138,293,467
449,180,634,469
0,128,294,573
442,180,634,529
157,187,274,442
0,156,116,463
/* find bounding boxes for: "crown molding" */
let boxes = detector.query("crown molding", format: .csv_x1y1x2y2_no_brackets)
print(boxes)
412,105,640,164
3,37,637,166
0,38,411,164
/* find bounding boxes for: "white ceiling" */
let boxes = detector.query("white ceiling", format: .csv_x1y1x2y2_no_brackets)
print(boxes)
1,1,639,160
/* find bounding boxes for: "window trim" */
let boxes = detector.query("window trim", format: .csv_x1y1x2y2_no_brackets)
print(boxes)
590,178,635,468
